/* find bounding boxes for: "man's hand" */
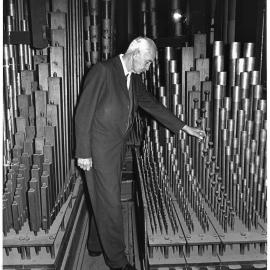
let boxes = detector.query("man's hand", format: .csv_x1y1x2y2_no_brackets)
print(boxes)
182,125,206,141
77,158,92,171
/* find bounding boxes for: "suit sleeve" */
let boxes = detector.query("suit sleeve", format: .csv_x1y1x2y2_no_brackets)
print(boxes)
75,63,106,158
136,76,186,134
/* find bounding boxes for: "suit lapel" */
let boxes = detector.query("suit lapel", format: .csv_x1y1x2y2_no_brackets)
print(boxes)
130,74,138,111
112,56,129,98
130,74,135,114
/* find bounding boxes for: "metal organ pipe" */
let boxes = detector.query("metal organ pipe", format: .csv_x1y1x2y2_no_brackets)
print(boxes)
136,31,266,269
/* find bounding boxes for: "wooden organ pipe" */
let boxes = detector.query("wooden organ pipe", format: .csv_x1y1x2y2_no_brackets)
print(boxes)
3,0,84,252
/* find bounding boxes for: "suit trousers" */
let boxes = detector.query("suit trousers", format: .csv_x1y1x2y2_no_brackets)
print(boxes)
84,140,129,269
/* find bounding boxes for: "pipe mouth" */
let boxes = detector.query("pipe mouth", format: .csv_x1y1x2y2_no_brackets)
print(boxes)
258,99,266,111
260,129,267,141
246,121,254,135
213,56,224,71
253,85,262,99
229,42,241,59
254,110,262,123
214,85,225,99
213,41,224,56
243,42,255,57
250,71,260,85
245,57,255,71
232,86,241,102
217,72,227,86
240,72,249,89
165,47,175,60
236,58,245,75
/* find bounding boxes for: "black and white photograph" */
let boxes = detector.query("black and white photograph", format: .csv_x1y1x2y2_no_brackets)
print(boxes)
1,0,267,269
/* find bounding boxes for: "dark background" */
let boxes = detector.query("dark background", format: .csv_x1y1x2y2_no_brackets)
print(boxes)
113,0,266,87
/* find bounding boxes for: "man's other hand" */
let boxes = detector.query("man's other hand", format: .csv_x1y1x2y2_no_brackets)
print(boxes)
77,158,92,171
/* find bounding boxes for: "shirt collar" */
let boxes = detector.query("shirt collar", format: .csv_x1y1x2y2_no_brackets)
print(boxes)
119,54,131,77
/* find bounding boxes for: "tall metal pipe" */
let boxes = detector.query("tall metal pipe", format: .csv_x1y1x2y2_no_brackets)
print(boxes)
213,56,224,84
241,98,250,125
235,58,245,85
251,85,262,118
231,86,241,134
236,110,245,139
218,108,227,167
149,0,157,39
230,42,241,59
90,0,100,64
213,85,225,159
213,41,224,56
102,0,112,60
141,0,147,36
224,97,231,120
165,47,175,109
243,43,255,57
229,42,240,87
253,111,262,145
258,99,266,123
258,129,266,169
240,72,249,98
250,71,260,86
245,57,255,72
171,0,184,36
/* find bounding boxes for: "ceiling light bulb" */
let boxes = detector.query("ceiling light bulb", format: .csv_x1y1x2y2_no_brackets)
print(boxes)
172,10,182,22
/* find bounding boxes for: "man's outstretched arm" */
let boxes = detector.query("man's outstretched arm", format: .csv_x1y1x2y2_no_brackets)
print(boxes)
136,77,206,140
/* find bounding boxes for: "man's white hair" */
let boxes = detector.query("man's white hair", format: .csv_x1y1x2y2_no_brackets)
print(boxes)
126,36,157,54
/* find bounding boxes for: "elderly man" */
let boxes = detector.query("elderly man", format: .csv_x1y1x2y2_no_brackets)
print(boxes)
75,36,205,270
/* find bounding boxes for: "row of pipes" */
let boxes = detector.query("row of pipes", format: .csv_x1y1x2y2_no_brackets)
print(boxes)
137,34,266,267
83,0,114,67
2,0,84,240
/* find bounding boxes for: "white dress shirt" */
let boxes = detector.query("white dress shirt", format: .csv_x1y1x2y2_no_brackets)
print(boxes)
119,54,131,89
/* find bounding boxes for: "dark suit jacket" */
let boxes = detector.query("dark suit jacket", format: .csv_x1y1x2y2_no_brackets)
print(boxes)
75,56,185,168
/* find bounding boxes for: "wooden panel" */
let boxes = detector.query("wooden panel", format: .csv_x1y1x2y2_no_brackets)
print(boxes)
33,55,48,69
3,180,83,269
186,70,201,92
38,63,49,91
21,70,35,95
49,47,64,79
35,90,47,119
181,47,194,115
202,81,212,101
35,137,45,154
17,95,31,119
25,126,36,139
194,33,207,59
186,70,200,122
48,77,62,105
15,132,25,148
195,58,210,82
15,117,27,133
52,0,68,13
50,12,66,30
51,29,66,48
36,117,46,138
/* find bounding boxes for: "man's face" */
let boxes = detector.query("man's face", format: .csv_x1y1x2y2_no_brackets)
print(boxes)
132,50,155,74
